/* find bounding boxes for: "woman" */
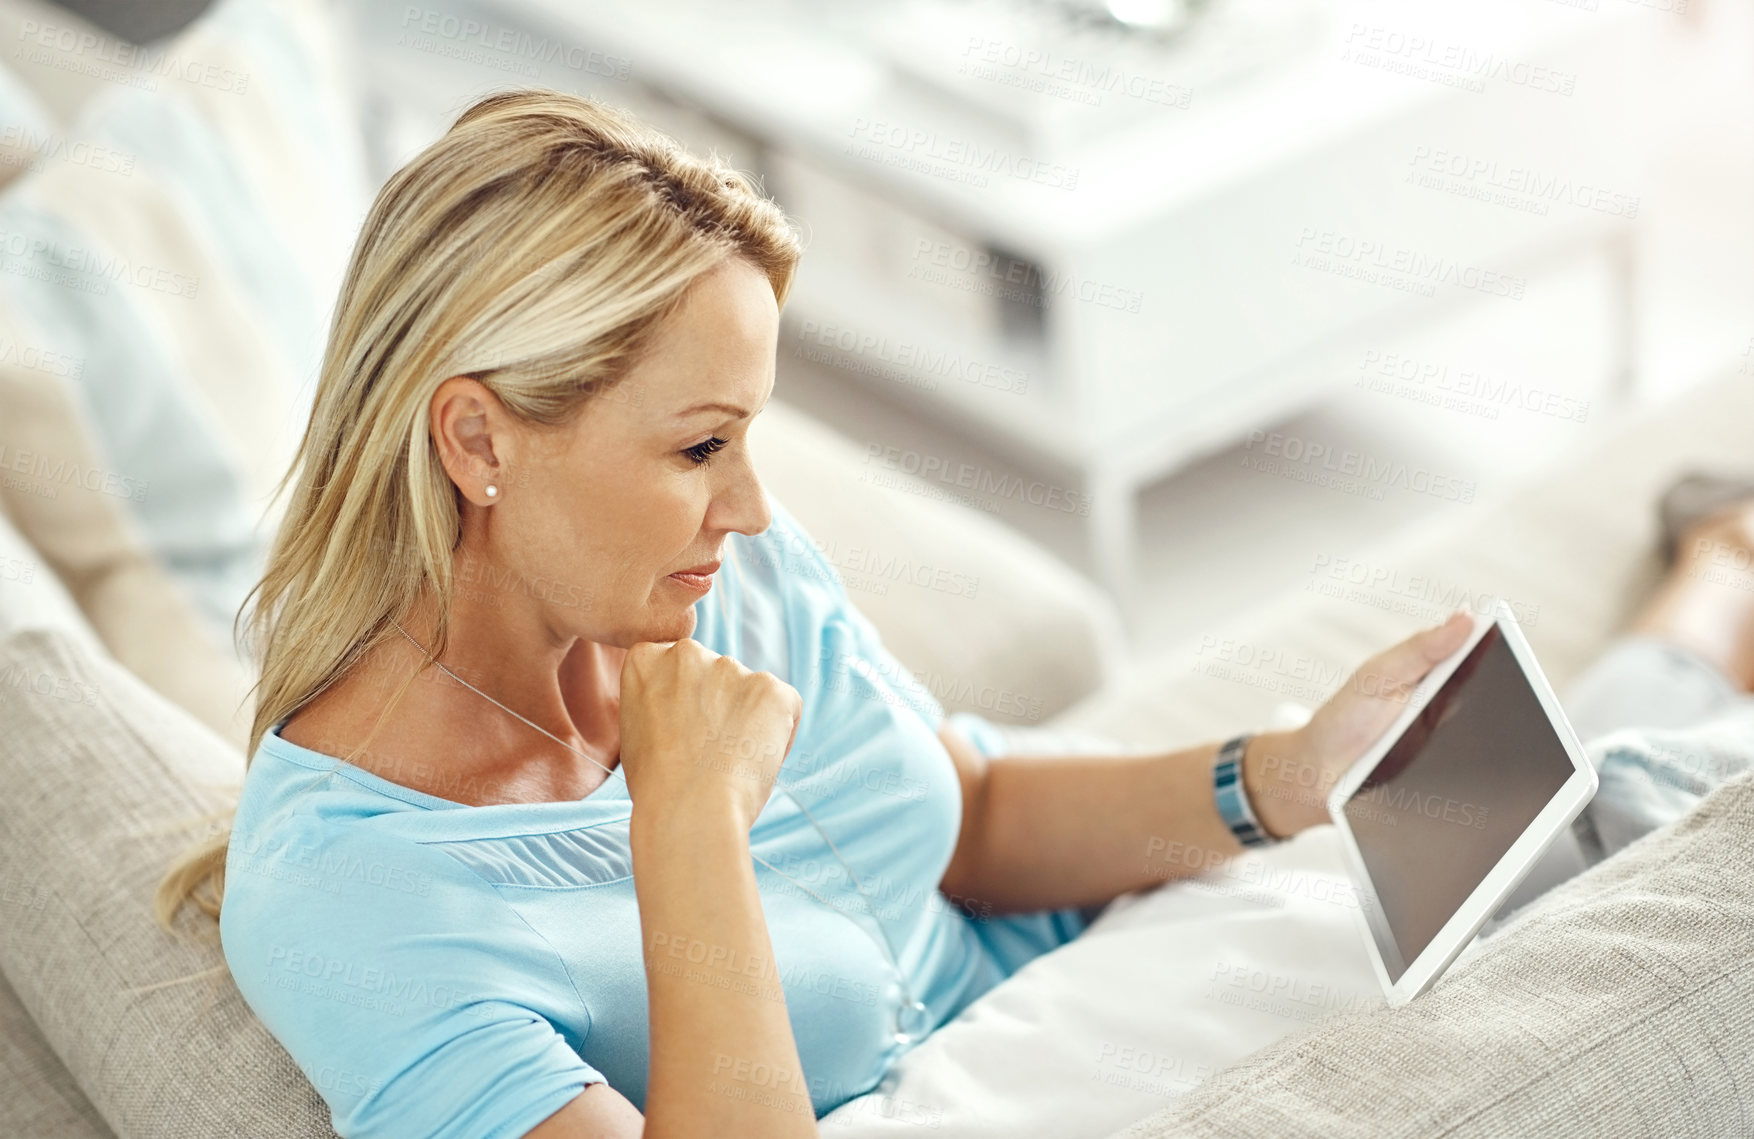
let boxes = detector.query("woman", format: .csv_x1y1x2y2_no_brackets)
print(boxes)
153,89,1753,1139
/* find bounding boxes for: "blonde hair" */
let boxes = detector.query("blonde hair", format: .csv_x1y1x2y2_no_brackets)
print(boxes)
155,89,801,927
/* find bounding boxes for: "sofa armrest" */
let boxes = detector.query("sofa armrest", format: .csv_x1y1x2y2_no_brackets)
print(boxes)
751,399,1127,725
1108,767,1754,1139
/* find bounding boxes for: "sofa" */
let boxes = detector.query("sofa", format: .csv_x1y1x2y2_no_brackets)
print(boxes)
3,1,1754,1137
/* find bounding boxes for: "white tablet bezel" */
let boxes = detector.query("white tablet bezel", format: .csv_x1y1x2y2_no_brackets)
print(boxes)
1324,599,1599,1007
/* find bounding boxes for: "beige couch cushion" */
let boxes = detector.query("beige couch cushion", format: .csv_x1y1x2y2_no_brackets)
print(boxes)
1111,764,1754,1138
0,503,112,1138
0,972,111,1139
0,625,337,1138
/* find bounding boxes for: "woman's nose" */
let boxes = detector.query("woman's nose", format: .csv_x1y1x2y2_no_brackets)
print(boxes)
718,460,772,538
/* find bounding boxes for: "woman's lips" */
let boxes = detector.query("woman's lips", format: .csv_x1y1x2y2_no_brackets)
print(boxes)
666,570,715,593
667,559,720,594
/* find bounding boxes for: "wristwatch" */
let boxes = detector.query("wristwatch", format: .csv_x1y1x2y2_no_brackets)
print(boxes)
1213,733,1279,847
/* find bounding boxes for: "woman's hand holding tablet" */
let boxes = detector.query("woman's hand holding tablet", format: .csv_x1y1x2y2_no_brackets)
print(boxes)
1317,601,1601,1005
1240,611,1477,839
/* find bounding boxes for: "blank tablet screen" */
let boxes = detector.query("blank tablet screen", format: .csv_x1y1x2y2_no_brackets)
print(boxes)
1342,624,1577,980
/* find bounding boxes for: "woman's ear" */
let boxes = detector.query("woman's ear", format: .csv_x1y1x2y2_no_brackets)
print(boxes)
431,376,506,506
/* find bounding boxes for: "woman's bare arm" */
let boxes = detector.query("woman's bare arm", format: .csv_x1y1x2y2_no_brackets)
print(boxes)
528,640,817,1138
633,800,818,1136
936,724,1302,914
939,615,1474,914
525,798,816,1138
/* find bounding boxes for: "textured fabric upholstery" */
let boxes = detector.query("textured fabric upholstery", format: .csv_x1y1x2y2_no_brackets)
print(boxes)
1111,766,1754,1139
0,625,338,1138
0,973,112,1139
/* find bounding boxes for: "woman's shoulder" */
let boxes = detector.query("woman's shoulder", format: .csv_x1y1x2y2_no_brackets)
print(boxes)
217,798,578,1039
223,792,444,903
220,739,519,967
216,784,600,1137
697,501,939,718
220,792,474,961
736,498,849,601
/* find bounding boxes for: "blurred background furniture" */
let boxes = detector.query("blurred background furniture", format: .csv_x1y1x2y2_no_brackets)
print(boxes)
450,0,1648,607
343,0,1751,666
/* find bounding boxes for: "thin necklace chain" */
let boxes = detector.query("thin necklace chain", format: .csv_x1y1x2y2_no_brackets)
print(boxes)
386,619,927,1035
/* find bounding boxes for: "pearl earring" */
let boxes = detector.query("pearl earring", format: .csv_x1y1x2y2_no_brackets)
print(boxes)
485,484,499,499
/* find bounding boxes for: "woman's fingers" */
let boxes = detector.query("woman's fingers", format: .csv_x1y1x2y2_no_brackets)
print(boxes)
1419,610,1475,659
1362,610,1474,693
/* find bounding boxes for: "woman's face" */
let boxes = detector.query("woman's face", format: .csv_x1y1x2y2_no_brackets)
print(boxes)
433,256,778,647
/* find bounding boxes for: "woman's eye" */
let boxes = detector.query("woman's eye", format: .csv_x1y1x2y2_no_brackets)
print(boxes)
683,436,728,466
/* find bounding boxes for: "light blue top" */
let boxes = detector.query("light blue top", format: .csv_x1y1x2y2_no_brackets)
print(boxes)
219,499,1092,1139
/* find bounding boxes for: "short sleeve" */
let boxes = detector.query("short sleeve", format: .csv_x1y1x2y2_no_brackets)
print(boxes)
943,710,1010,755
220,818,602,1139
939,711,1109,965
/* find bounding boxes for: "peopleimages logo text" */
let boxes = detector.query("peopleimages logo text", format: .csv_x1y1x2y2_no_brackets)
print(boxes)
1294,228,1524,300
848,119,1080,191
0,444,148,502
864,443,1091,515
1242,430,1477,503
910,240,1144,314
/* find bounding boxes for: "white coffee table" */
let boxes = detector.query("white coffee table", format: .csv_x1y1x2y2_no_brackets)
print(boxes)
462,0,1647,607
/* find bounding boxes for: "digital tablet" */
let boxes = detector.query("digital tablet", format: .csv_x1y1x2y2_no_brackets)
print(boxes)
1325,599,1599,1006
